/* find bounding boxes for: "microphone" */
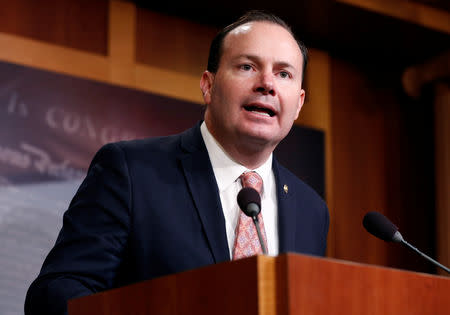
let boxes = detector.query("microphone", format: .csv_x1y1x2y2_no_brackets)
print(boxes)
363,211,449,274
362,211,403,242
237,187,267,255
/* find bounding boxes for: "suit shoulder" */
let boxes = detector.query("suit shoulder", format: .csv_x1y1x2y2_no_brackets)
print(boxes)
87,134,183,173
113,133,182,154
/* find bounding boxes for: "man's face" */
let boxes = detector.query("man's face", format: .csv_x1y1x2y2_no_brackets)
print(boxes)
201,21,305,153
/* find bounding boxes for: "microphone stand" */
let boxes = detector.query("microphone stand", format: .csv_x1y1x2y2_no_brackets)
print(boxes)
400,239,450,274
251,215,267,255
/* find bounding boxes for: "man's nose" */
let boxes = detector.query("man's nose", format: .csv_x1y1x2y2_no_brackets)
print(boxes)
254,72,276,96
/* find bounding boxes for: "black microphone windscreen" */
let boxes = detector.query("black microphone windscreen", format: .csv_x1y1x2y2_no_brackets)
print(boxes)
363,211,399,242
237,187,261,216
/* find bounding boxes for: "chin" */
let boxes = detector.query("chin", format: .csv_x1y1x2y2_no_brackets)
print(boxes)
239,129,281,147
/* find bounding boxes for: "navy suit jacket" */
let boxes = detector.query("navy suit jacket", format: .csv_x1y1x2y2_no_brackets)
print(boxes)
25,123,329,315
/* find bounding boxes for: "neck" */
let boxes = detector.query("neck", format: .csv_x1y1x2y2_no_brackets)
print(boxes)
223,142,273,170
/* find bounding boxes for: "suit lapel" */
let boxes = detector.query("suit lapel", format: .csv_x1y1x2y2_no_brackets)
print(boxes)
273,158,296,253
178,124,230,263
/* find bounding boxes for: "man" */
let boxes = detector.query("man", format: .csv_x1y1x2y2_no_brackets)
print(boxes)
25,10,329,315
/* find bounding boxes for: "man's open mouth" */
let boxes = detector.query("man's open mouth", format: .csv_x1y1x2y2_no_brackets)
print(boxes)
243,105,276,117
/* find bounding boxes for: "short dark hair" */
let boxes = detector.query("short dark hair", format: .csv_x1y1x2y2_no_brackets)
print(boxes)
206,10,308,79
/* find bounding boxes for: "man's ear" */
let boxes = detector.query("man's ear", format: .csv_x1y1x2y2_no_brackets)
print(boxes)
200,71,214,105
294,89,306,120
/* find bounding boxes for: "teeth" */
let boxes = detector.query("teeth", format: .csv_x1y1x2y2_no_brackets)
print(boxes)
244,105,274,117
251,110,270,117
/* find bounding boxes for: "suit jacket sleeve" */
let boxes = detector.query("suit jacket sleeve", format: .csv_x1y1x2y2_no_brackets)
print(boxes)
25,143,132,315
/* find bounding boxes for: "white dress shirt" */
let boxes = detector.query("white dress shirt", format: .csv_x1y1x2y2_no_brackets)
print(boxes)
200,122,279,258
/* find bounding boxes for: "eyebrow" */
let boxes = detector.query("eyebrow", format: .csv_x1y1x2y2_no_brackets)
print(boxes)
234,54,297,71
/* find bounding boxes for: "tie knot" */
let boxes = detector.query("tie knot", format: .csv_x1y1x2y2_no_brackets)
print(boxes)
240,171,263,195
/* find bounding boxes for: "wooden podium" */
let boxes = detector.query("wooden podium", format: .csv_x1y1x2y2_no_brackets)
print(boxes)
68,253,449,315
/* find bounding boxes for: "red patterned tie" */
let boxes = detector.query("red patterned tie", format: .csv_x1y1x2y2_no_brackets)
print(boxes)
232,171,268,260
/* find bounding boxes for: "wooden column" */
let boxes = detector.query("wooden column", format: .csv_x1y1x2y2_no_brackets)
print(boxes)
299,49,333,256
108,0,136,86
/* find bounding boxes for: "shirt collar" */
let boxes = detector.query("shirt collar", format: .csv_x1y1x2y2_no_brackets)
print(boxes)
200,121,273,195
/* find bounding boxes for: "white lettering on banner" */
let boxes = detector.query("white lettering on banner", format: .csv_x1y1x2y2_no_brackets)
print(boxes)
45,107,138,144
45,107,62,129
0,143,84,180
6,91,28,117
3,92,139,144
0,145,31,169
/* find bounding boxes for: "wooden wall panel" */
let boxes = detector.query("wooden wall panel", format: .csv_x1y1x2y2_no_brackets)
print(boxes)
336,0,450,34
136,9,217,77
330,58,436,273
330,59,389,265
0,0,108,55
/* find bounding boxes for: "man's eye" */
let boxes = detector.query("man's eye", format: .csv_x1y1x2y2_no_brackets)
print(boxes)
241,64,252,71
279,71,291,79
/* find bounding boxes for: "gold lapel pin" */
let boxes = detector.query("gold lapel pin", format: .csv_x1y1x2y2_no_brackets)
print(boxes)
283,184,288,194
